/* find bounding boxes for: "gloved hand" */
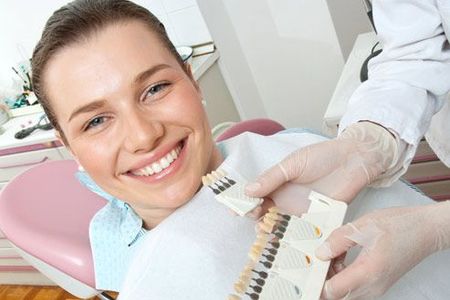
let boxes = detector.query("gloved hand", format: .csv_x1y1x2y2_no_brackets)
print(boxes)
246,122,399,203
315,201,450,299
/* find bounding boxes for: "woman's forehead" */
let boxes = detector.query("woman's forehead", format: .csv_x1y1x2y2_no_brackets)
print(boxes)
54,21,176,71
44,21,181,119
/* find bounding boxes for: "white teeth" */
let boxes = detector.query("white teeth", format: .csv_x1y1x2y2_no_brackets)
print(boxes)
167,153,174,163
134,169,145,176
144,166,154,175
152,162,163,173
160,157,170,168
132,144,182,176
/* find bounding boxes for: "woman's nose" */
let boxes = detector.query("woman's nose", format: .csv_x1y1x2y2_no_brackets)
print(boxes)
122,111,164,154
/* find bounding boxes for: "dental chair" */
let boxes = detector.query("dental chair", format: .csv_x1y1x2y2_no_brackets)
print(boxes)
0,118,284,299
0,159,113,299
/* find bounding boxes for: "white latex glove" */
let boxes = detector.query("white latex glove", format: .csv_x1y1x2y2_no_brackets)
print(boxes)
246,122,399,203
315,201,450,299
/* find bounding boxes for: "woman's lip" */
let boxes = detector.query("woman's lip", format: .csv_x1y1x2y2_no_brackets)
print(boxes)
128,139,185,172
126,137,188,183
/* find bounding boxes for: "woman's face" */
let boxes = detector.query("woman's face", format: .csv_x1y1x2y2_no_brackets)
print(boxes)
44,21,221,226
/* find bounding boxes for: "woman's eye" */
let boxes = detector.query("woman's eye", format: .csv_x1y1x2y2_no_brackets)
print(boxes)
85,116,107,131
145,82,171,99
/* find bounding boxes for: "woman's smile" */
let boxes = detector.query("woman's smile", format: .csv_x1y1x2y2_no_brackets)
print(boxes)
126,137,187,183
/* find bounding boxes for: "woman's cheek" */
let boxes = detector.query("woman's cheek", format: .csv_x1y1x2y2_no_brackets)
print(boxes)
73,139,113,171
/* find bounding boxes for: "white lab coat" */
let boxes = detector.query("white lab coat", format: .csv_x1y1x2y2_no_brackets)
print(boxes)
339,0,450,180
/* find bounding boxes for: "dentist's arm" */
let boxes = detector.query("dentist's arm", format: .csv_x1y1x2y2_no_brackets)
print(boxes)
315,201,450,299
339,0,450,185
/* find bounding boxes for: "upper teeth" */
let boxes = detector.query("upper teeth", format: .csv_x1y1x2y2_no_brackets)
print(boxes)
132,145,181,176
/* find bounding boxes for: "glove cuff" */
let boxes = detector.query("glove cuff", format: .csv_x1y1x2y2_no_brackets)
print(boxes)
338,121,399,185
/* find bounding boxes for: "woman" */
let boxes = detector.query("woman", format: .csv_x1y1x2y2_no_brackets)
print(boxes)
32,0,224,290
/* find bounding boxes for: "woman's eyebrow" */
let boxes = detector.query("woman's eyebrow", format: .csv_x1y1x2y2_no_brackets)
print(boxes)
68,100,106,122
134,64,171,84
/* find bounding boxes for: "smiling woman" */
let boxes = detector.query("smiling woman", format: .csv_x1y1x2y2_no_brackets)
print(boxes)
33,1,222,226
45,22,222,223
31,0,222,291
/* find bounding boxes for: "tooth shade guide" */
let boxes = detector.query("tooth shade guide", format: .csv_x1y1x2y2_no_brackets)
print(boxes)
245,292,259,300
202,168,263,216
202,175,221,194
201,175,213,186
215,168,227,177
256,233,269,246
249,250,261,262
282,217,322,241
314,227,321,237
206,173,217,184
264,247,277,256
251,277,265,286
251,244,264,254
261,253,275,262
262,216,276,227
270,246,312,269
258,276,302,300
234,282,246,294
232,191,347,300
252,269,269,279
249,284,263,293
243,263,254,274
259,222,274,234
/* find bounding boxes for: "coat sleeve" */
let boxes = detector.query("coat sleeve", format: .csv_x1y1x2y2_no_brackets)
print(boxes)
339,0,450,185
